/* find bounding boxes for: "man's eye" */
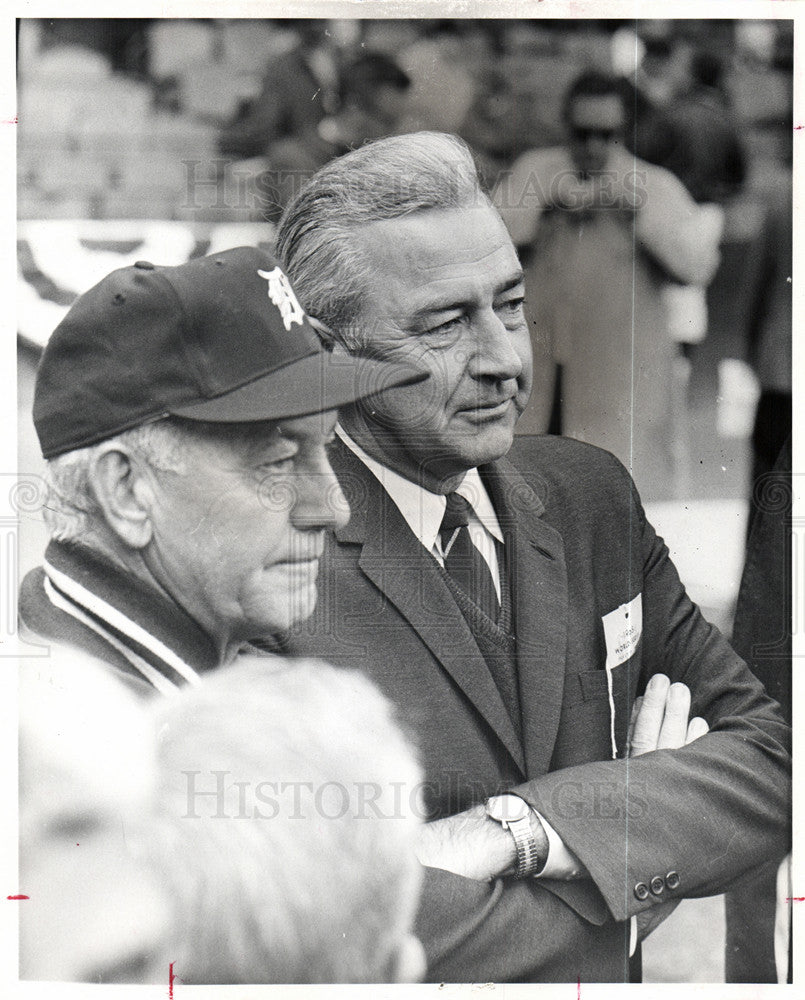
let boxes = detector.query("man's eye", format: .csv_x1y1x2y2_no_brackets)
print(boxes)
261,457,295,474
497,297,525,315
425,315,464,337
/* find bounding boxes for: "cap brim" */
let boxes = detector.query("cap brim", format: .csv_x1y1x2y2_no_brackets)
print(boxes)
167,351,427,423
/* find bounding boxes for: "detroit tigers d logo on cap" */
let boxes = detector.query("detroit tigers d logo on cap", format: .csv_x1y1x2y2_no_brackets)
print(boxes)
258,266,305,332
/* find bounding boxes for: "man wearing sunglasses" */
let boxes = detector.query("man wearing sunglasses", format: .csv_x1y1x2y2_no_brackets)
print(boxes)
494,70,723,501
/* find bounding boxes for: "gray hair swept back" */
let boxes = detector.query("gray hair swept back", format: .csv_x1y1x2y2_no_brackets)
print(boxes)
275,131,487,351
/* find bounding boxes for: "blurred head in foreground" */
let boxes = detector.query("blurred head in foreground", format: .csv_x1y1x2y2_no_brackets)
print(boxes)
18,648,169,982
20,651,425,984
151,656,426,984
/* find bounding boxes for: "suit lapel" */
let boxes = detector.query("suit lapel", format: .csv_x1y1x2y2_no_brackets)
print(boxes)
482,456,569,778
332,439,526,774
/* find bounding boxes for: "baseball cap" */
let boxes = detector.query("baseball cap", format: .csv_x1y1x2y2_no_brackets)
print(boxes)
33,246,426,459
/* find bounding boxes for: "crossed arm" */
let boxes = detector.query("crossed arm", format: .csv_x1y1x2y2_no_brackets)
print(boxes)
415,672,707,885
416,473,790,943
414,662,790,975
412,674,716,978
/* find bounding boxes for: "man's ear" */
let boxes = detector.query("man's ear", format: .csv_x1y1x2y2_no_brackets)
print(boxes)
88,446,155,550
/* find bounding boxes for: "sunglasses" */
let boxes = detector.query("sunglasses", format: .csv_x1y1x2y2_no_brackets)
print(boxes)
570,126,620,142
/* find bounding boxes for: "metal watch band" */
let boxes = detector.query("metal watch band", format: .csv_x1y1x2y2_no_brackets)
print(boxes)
507,814,544,878
486,794,548,878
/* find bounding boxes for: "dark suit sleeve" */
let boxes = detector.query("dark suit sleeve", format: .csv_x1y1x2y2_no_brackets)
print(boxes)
731,435,792,720
512,477,791,923
416,866,628,982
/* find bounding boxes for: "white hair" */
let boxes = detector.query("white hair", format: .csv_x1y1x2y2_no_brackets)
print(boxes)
150,655,424,984
276,131,487,351
42,421,188,545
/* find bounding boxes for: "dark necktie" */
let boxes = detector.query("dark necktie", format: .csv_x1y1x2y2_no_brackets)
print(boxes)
439,492,500,622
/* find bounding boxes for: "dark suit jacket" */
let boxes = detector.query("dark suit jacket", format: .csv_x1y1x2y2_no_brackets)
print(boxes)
286,434,791,982
725,435,792,983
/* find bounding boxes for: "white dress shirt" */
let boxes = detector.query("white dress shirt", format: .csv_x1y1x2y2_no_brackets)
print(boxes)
335,426,503,598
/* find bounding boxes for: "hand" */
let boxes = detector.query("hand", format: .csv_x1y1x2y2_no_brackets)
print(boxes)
414,804,517,882
628,673,709,757
628,675,709,942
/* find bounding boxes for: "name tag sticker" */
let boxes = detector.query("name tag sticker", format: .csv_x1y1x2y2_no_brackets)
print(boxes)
602,594,642,670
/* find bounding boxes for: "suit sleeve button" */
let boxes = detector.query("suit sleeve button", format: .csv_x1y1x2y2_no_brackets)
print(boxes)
634,882,650,901
650,875,665,896
666,871,680,890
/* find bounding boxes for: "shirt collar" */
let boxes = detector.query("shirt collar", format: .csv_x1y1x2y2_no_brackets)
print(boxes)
335,425,503,551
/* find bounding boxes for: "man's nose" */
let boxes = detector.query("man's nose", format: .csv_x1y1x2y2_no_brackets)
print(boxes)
470,311,524,382
291,453,350,532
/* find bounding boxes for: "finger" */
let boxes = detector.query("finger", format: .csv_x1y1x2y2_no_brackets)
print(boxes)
657,682,692,750
685,716,710,744
627,696,644,752
630,674,670,756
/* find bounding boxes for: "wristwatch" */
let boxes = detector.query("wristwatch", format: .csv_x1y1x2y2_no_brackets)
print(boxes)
485,793,547,878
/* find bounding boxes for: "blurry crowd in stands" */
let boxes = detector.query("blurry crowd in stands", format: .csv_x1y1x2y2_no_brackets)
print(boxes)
18,18,792,219
17,15,792,496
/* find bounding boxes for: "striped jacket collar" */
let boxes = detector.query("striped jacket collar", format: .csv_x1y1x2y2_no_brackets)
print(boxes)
42,540,221,692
